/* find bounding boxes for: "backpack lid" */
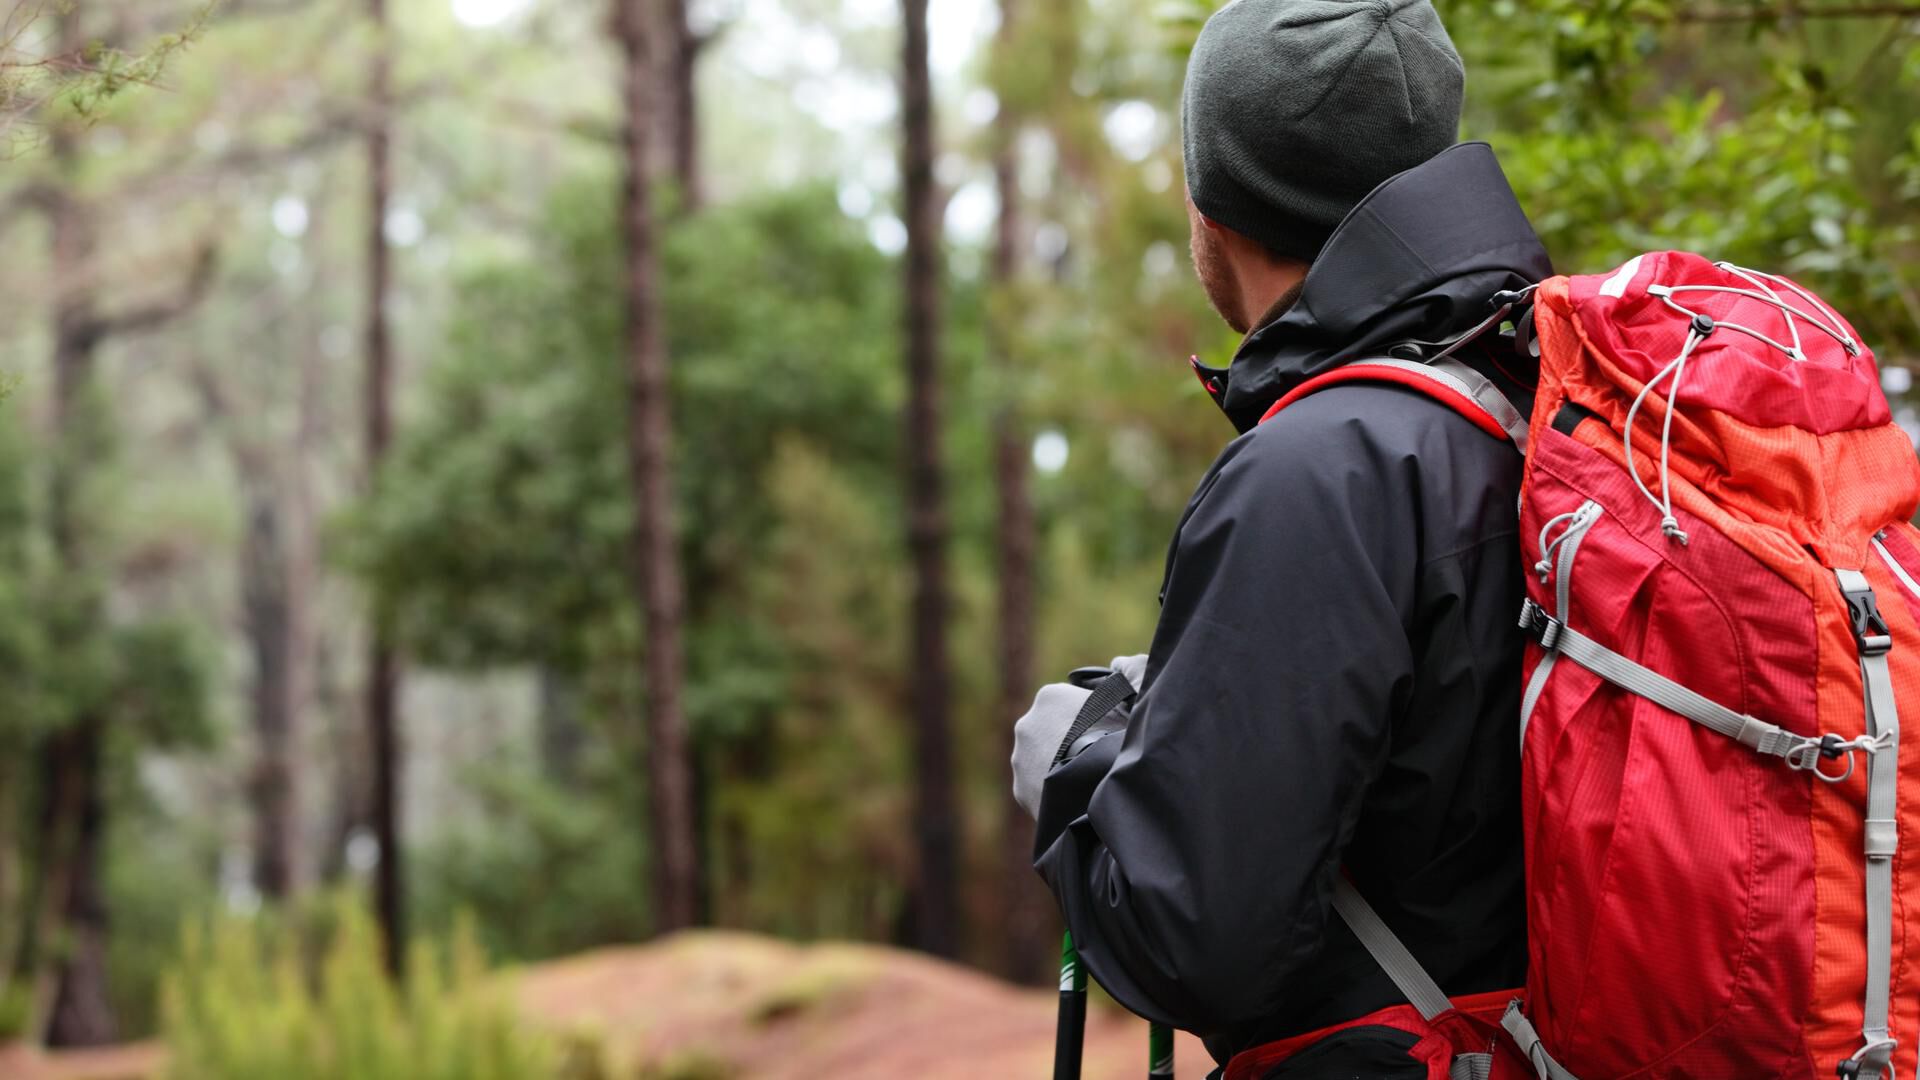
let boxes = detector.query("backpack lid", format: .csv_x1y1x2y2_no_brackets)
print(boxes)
1536,251,1920,564
1561,250,1887,435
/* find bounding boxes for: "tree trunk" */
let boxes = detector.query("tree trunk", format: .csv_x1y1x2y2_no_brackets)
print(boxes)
364,0,404,977
41,724,110,1048
242,491,299,899
33,2,115,1043
0,750,19,990
990,0,1050,984
614,0,699,935
900,0,959,959
662,0,700,209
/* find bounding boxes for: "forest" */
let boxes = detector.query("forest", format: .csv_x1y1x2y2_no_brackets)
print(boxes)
1,0,1919,1077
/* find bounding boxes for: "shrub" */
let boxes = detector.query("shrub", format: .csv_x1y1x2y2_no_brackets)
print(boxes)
160,898,568,1080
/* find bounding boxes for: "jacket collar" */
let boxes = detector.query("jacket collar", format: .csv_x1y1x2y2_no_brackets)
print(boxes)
1197,142,1553,433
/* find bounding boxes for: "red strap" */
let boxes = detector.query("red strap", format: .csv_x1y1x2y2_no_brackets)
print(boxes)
1258,362,1514,445
1222,988,1521,1080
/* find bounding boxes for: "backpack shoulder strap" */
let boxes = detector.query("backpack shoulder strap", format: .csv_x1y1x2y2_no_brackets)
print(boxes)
1259,357,1530,456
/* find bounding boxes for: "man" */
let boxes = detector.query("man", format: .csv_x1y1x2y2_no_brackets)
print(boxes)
1010,0,1553,1074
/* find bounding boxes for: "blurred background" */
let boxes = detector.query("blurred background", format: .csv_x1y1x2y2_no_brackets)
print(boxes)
0,1,1916,1077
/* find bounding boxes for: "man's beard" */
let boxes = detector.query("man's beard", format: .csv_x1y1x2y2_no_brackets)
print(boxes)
1190,228,1304,336
1190,225,1249,334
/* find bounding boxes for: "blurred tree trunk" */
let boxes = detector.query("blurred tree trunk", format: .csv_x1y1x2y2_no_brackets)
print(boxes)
0,754,17,990
900,0,959,959
242,492,300,898
186,320,319,905
31,1,115,1045
23,8,221,1039
991,0,1050,985
662,0,701,209
191,362,309,903
364,0,405,977
615,0,699,934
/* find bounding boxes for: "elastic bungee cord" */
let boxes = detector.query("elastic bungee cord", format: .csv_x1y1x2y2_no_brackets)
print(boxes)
1621,261,1862,546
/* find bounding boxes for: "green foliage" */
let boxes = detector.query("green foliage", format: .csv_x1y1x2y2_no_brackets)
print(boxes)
350,181,925,947
636,1051,736,1080
0,982,28,1040
161,899,568,1080
344,181,900,678
104,812,222,1038
0,392,212,751
1157,1,1920,357
411,752,651,963
0,1,212,153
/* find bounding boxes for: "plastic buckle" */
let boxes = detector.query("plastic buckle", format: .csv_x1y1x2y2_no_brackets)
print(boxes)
1518,601,1564,650
1517,599,1541,630
1843,585,1893,656
1838,1037,1899,1079
1067,666,1116,690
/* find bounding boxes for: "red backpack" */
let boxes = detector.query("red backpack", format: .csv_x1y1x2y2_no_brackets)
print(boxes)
1229,251,1920,1080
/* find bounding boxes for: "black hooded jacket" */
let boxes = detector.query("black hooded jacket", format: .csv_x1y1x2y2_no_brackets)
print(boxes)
1032,143,1554,1073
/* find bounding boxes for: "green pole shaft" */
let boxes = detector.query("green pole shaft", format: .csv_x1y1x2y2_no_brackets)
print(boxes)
1149,1022,1174,1078
1053,931,1088,1080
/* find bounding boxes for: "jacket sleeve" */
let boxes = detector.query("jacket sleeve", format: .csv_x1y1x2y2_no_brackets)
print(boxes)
1032,402,1423,1032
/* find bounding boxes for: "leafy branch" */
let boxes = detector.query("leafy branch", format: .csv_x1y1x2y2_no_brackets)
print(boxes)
0,0,215,153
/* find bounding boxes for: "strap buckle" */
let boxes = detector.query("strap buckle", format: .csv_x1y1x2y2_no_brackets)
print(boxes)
1787,733,1891,784
1518,600,1564,650
1837,1037,1898,1079
1843,583,1893,656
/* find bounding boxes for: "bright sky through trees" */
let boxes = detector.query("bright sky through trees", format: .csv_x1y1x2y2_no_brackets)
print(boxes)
450,0,527,28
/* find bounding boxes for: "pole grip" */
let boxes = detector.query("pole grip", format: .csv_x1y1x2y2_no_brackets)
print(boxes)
1054,931,1088,1080
1148,1022,1173,1078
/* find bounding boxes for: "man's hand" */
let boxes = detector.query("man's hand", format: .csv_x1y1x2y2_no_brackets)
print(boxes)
1011,655,1148,820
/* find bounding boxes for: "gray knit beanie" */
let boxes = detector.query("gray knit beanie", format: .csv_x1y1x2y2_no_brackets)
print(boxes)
1181,0,1465,262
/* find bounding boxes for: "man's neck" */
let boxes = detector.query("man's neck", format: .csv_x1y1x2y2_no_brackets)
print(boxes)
1242,277,1307,337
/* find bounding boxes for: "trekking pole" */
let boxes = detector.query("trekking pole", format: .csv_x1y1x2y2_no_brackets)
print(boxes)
1148,1022,1173,1078
1054,930,1088,1080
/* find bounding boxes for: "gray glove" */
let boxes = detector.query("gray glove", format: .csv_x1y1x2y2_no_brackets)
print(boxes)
1011,654,1148,820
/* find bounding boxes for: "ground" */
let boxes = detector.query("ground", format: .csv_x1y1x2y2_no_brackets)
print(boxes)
14,930,1212,1079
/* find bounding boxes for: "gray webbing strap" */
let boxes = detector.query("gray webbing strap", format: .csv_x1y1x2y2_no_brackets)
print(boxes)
1052,671,1137,768
1501,1001,1581,1080
1450,1052,1493,1080
1836,568,1899,1080
1520,502,1602,749
1330,877,1453,1022
1335,883,1569,1079
1519,602,1816,763
1348,358,1532,456
1432,357,1532,457
1334,883,1531,1080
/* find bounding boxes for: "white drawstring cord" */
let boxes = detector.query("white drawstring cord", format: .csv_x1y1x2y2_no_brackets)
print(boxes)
1719,263,1804,361
1655,328,1698,544
1651,282,1855,357
1623,326,1707,545
1719,262,1858,355
1624,263,1859,547
1534,509,1581,581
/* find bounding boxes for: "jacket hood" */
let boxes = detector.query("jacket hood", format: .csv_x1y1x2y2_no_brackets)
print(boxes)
1201,142,1553,433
